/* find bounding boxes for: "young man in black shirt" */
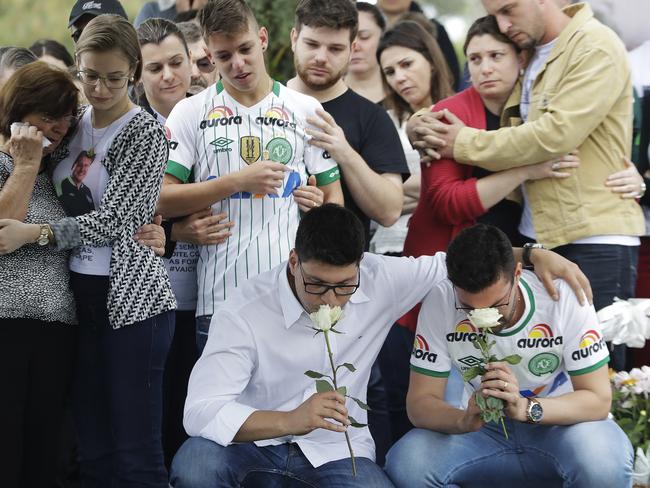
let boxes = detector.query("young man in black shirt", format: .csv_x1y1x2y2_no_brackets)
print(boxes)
287,0,409,251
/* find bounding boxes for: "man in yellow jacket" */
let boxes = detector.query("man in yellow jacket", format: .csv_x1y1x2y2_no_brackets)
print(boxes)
408,0,644,370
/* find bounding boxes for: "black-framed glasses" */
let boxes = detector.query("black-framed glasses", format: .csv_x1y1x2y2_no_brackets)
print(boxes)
454,280,515,313
298,261,360,296
77,70,131,89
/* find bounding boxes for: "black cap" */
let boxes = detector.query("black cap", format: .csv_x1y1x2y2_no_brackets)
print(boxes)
68,0,128,27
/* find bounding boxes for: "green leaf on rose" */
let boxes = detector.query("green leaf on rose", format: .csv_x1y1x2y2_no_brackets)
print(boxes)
316,379,334,393
462,366,483,382
336,363,357,373
475,393,487,410
336,386,347,396
305,370,329,379
486,396,503,409
349,396,371,411
348,415,367,428
501,354,522,365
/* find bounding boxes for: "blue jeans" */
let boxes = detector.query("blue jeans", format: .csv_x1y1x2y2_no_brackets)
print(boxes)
196,314,212,354
70,272,175,488
385,419,633,488
553,243,639,370
170,438,395,488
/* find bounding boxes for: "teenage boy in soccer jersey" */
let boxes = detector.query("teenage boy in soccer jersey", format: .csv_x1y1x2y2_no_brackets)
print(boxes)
385,224,633,488
159,0,344,350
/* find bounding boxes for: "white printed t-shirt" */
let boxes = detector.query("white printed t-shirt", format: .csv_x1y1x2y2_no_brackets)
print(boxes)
53,107,141,276
412,270,610,402
164,80,340,316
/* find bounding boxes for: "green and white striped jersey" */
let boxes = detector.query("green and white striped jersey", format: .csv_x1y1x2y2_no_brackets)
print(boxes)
164,80,340,316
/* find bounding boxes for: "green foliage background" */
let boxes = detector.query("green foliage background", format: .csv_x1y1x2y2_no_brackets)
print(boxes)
0,0,299,79
0,0,475,81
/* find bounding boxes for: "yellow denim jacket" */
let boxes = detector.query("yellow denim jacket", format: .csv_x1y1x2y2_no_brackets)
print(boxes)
453,3,644,248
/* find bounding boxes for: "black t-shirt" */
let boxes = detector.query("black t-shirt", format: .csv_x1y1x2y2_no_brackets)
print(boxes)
475,108,525,246
322,89,409,249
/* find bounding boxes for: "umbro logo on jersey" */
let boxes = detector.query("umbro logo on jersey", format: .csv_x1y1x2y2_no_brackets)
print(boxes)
210,137,234,153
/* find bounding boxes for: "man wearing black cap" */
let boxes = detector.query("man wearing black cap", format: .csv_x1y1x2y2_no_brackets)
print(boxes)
68,0,128,44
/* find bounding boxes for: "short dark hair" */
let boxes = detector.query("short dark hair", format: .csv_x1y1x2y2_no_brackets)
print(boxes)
295,0,359,42
177,21,203,44
175,9,199,23
199,0,257,38
76,15,143,83
295,204,364,266
463,15,520,55
377,20,453,121
356,2,386,32
137,18,189,55
446,224,515,293
0,61,79,138
28,39,75,67
0,47,37,74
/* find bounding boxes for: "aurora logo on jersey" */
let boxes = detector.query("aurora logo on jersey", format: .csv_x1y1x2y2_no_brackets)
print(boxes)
412,334,436,363
164,126,178,150
517,324,563,349
571,330,606,361
255,106,297,129
199,106,242,129
210,137,233,153
446,320,486,343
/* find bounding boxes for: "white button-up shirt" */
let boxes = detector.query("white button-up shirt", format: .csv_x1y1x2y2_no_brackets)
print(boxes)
184,252,447,467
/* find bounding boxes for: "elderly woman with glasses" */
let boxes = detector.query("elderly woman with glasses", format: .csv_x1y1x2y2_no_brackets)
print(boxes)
0,15,176,487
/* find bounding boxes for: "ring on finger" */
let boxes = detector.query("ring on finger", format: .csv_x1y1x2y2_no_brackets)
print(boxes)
551,162,559,170
502,381,508,389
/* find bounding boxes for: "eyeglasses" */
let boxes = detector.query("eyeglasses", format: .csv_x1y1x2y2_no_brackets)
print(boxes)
454,281,515,313
77,70,132,89
40,114,75,125
298,261,360,296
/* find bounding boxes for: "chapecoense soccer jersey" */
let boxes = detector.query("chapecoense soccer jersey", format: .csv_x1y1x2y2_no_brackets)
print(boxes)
411,270,610,403
165,80,340,316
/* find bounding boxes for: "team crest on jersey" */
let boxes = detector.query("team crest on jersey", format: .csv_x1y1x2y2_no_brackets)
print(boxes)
571,330,606,361
517,324,563,348
528,352,560,376
240,136,261,164
266,137,293,164
163,126,178,150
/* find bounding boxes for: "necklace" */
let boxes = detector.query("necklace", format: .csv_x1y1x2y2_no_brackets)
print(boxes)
87,110,109,159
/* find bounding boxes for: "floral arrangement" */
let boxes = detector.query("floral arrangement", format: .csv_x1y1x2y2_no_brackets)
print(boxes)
611,367,650,486
462,308,521,438
305,305,369,476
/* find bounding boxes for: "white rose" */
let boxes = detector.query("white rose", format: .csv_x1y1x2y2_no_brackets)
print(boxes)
329,306,343,325
310,305,333,331
467,307,502,329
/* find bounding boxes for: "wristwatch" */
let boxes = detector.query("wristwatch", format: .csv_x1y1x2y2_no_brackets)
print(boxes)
526,397,543,423
522,243,544,269
36,224,53,246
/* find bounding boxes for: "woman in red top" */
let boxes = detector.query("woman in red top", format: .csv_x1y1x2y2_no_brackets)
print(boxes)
379,17,579,331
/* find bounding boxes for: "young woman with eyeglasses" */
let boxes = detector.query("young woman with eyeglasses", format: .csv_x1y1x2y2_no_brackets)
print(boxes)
0,14,176,487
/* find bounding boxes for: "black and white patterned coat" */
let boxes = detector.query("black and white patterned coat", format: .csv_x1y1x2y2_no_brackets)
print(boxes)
50,109,177,328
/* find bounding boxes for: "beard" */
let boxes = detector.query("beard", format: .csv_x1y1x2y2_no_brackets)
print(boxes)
294,56,347,91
